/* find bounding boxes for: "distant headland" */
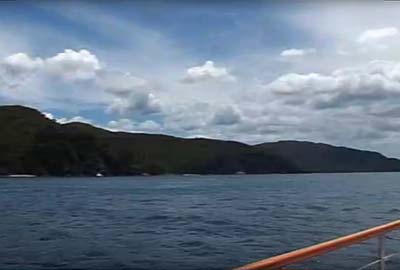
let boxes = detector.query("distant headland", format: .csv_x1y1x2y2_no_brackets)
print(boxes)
1,105,400,177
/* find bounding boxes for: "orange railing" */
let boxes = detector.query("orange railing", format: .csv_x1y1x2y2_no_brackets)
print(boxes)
234,220,400,270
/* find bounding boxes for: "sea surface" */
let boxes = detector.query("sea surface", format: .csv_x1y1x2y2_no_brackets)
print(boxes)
1,173,400,270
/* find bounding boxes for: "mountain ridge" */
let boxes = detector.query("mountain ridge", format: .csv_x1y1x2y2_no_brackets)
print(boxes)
256,140,400,173
1,105,399,176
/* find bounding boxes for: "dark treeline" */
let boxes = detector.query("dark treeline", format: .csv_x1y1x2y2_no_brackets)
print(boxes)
1,105,400,176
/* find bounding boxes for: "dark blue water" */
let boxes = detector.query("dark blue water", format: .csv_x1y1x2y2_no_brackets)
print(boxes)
1,173,400,270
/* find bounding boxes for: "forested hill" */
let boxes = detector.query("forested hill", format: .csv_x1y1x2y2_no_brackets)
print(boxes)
0,105,299,176
256,141,400,173
1,105,400,176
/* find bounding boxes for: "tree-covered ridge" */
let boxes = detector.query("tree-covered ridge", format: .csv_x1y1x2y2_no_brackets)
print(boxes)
257,141,400,173
1,105,400,176
0,105,299,176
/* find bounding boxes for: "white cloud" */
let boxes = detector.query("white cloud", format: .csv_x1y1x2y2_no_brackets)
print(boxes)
181,60,236,83
0,49,101,93
0,53,44,90
5,2,400,158
108,118,133,130
161,102,209,133
96,70,162,117
280,48,316,59
357,27,399,44
57,115,93,124
108,118,161,133
97,71,147,96
266,72,335,95
3,53,43,76
264,60,400,110
210,105,241,125
139,120,161,131
336,49,349,56
45,49,101,80
0,49,164,117
107,92,161,115
43,112,54,120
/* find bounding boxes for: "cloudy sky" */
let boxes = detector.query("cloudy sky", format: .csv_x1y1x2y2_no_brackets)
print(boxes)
3,1,400,157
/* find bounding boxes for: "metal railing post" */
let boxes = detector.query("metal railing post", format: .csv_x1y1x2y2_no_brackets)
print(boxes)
378,234,385,270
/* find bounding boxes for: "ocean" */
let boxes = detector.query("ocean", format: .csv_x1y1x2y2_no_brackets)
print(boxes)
1,173,400,270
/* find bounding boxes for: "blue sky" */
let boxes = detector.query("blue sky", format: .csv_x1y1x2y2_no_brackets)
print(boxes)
3,1,400,157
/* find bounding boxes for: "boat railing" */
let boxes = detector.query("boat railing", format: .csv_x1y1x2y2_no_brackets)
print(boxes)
234,220,400,270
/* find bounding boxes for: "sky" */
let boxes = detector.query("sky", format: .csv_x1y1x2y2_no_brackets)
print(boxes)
3,1,400,157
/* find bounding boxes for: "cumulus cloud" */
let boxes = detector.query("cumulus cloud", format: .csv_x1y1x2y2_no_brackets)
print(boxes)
0,49,101,90
210,105,241,125
3,2,400,157
107,92,161,115
3,53,43,76
96,70,163,117
266,72,335,95
97,71,147,96
264,60,400,109
336,49,349,56
0,49,161,118
0,49,165,119
45,49,101,80
182,60,236,83
161,102,209,133
280,48,316,59
43,112,54,120
0,49,165,118
108,118,161,133
108,118,133,130
57,115,93,124
0,53,44,89
357,27,399,44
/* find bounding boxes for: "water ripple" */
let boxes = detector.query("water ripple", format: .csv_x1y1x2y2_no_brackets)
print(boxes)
1,173,400,270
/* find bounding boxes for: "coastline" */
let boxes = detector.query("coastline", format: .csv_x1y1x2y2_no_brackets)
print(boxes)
1,170,400,179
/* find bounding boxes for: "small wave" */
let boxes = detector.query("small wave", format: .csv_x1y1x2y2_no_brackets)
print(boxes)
138,198,168,203
32,262,68,268
205,219,231,226
144,215,169,221
218,197,238,202
386,208,400,214
133,230,156,234
238,206,268,211
234,238,256,244
39,229,71,241
306,205,329,211
341,207,361,212
178,240,204,248
84,250,106,258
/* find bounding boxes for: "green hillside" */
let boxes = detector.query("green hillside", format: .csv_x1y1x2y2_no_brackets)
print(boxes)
0,105,299,176
2,105,400,176
257,140,400,173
